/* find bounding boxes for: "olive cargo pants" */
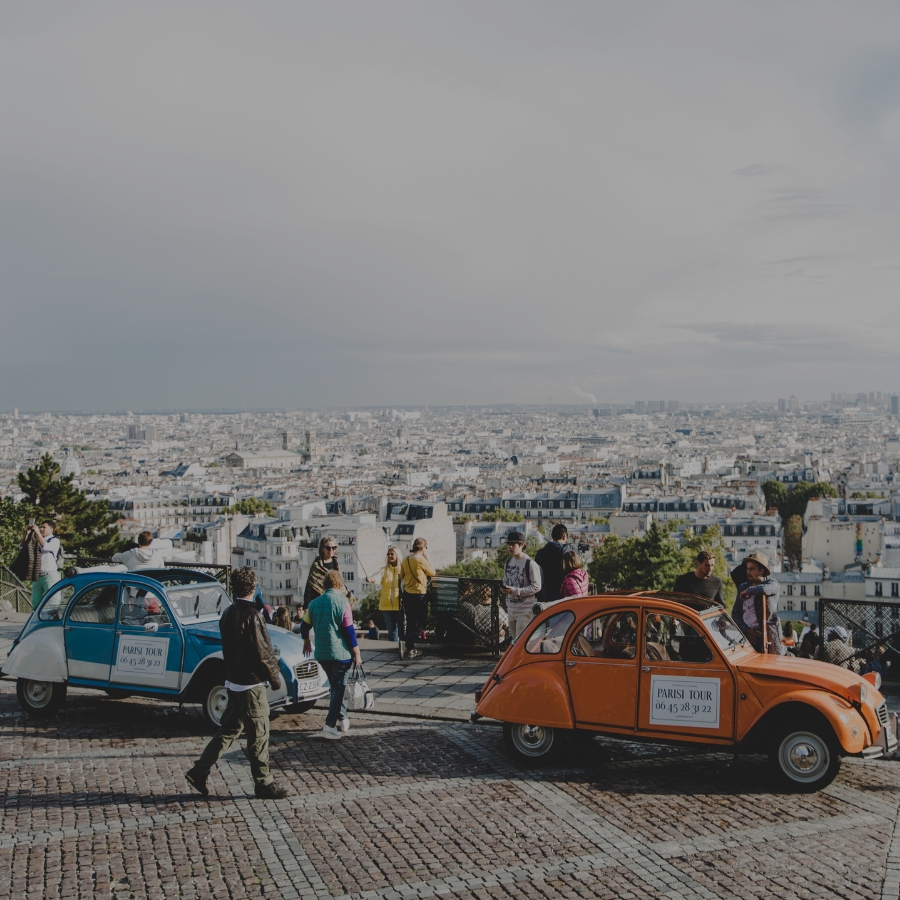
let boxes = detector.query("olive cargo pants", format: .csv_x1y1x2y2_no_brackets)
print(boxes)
193,685,272,788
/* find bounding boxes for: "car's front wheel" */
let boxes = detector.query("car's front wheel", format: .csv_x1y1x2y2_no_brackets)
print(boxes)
769,718,841,792
293,699,317,714
202,682,229,728
503,722,559,764
17,678,67,717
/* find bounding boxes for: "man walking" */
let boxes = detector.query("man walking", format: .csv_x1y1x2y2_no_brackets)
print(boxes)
186,566,287,800
534,523,571,603
501,531,542,641
673,550,724,603
21,521,62,610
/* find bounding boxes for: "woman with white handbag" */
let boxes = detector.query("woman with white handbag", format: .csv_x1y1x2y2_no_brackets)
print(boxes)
300,569,362,740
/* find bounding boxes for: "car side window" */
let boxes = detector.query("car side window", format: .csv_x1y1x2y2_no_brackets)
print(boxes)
644,612,714,664
39,584,75,621
119,585,171,627
68,585,119,625
525,611,574,654
571,611,638,659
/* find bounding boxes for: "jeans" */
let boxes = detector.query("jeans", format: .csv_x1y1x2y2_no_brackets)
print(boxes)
507,608,534,642
403,594,428,651
193,685,272,788
320,659,352,727
31,572,60,610
381,610,401,643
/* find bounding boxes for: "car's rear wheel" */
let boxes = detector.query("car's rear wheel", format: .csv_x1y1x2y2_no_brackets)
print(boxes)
293,699,317,714
202,682,229,728
17,678,67,717
503,722,558,764
769,718,841,792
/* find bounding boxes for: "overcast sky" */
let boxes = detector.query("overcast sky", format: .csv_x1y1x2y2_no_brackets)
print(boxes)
2,2,900,411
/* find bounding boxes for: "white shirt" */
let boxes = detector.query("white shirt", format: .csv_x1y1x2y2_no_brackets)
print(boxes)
742,594,759,628
224,680,266,692
40,536,60,575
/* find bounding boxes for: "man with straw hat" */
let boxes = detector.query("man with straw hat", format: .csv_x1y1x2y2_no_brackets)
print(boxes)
732,552,786,655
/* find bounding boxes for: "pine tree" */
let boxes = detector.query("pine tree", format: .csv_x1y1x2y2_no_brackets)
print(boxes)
16,454,122,558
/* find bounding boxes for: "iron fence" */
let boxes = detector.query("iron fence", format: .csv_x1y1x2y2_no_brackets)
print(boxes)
818,597,900,680
0,566,32,614
428,577,505,656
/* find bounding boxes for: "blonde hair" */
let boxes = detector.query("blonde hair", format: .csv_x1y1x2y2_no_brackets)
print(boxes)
562,550,583,573
323,570,345,591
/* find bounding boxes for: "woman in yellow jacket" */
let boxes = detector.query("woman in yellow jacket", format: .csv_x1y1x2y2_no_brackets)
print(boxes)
400,538,435,659
367,547,402,643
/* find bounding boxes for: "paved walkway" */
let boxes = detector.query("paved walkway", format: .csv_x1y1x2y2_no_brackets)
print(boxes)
6,617,900,898
352,638,493,721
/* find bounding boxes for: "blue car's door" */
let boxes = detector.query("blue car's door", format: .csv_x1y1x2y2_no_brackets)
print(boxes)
65,582,121,682
109,583,184,692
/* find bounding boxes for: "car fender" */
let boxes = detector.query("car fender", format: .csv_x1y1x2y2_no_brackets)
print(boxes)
3,628,68,683
180,651,224,698
744,689,869,755
475,661,573,729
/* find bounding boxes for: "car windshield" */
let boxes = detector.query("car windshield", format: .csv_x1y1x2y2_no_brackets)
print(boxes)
166,583,232,622
702,611,747,652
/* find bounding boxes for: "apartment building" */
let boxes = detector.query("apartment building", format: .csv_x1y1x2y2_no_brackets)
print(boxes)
109,491,236,536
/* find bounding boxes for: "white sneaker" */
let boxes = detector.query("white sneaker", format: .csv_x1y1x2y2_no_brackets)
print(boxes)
338,717,350,734
322,724,342,740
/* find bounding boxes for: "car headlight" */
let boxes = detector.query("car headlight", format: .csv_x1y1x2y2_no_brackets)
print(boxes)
848,682,867,705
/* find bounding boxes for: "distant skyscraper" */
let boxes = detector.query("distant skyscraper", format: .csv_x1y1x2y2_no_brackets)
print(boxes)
892,396,899,416
634,401,646,414
668,400,679,412
778,398,787,412
127,424,141,441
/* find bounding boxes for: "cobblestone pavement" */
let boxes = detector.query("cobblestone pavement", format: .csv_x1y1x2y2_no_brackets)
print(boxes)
3,677,900,900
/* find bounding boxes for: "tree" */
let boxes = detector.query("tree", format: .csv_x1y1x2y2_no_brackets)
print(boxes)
439,558,503,579
762,478,838,522
16,454,122,558
784,515,803,570
781,482,838,521
761,480,788,514
229,497,275,517
0,497,38,567
587,522,685,593
481,508,524,522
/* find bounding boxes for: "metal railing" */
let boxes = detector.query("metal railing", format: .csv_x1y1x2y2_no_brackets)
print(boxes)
429,576,505,656
818,597,900,680
0,566,32,614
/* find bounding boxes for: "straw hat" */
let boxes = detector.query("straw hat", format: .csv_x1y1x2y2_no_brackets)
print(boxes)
741,552,770,577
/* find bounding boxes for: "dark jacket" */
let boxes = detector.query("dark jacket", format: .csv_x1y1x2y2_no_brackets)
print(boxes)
220,598,281,689
534,541,570,602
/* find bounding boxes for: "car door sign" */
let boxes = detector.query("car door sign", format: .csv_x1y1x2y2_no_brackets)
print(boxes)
114,635,170,681
649,675,720,728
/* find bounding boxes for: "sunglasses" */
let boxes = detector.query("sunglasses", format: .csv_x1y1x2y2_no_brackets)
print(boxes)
324,545,337,550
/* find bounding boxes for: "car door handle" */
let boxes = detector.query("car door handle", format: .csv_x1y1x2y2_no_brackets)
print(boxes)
65,626,72,633
566,661,576,667
642,666,651,672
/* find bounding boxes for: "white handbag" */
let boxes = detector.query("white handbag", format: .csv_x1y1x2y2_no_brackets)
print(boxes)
345,664,375,710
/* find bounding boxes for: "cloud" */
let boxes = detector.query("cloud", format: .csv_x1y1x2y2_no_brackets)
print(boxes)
1,2,900,409
733,163,784,177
